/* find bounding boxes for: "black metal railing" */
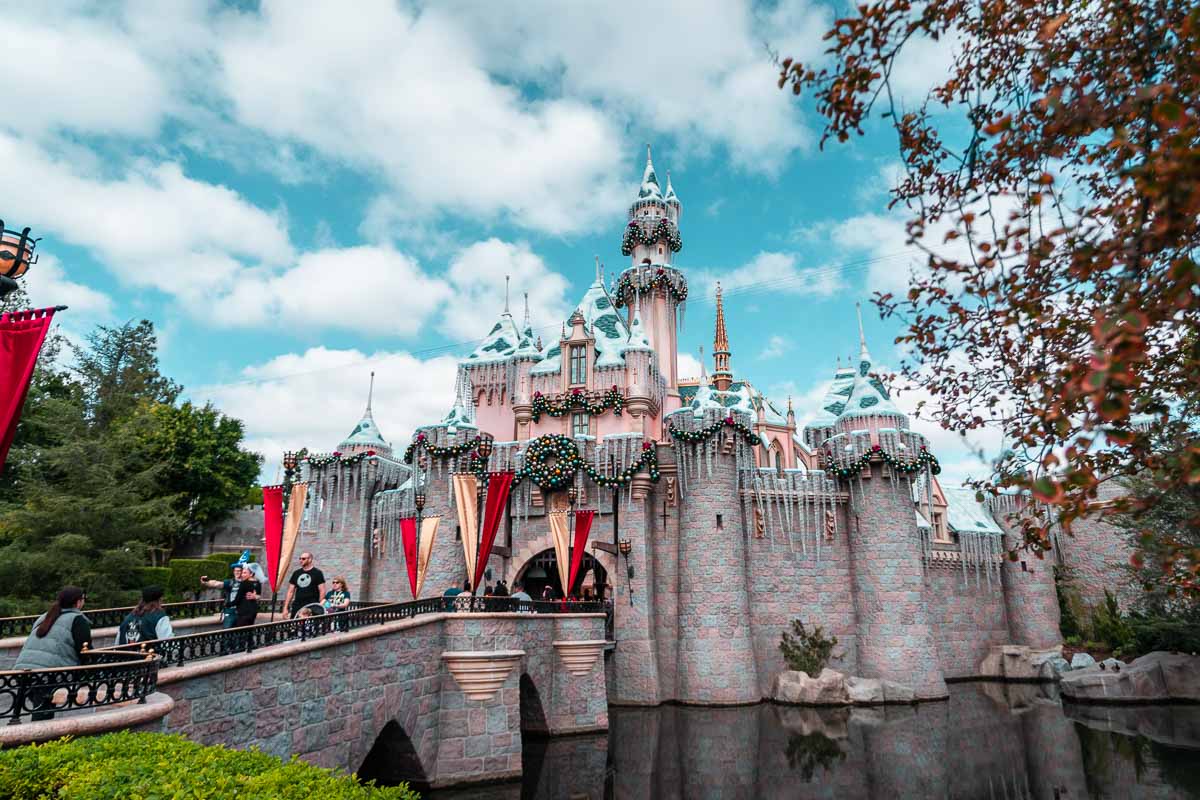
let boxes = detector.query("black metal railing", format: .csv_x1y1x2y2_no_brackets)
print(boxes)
0,599,383,639
103,596,605,669
0,649,158,725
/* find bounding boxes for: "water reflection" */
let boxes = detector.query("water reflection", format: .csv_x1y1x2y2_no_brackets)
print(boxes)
428,684,1200,799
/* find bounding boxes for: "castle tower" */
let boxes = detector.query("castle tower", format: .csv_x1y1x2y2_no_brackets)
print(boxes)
712,283,732,391
614,146,686,402
832,319,948,700
339,372,392,457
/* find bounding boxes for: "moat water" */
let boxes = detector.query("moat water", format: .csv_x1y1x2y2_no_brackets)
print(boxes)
427,683,1200,799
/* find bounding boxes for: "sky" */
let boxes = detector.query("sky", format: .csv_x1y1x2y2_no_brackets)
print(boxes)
5,0,1001,484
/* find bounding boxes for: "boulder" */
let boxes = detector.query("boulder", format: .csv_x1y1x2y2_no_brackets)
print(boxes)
1100,657,1127,671
1070,652,1096,670
1060,651,1200,703
881,680,916,703
977,644,1064,680
845,676,884,704
1044,656,1071,678
771,669,849,706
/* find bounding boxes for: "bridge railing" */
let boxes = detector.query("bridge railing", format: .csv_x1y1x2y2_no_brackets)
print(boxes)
0,649,159,725
100,596,605,669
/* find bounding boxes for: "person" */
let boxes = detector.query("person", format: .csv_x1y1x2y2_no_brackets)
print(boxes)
233,566,262,628
493,579,509,597
283,552,326,618
510,581,532,602
324,577,351,631
443,581,462,611
15,587,92,720
541,585,556,601
454,580,473,612
117,586,174,645
200,564,256,628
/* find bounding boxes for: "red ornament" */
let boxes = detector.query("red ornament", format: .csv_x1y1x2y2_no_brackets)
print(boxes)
417,433,427,442
643,441,652,450
367,450,376,456
872,444,881,452
724,416,734,426
332,451,342,457
572,388,582,395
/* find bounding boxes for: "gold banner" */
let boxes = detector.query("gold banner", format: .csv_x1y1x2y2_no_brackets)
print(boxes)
452,473,478,587
415,516,440,598
276,482,308,591
548,511,572,594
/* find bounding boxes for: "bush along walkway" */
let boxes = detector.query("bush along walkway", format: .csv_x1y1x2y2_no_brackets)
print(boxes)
0,731,419,800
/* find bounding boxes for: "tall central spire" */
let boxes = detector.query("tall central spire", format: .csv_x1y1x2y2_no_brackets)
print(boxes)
366,370,375,414
712,283,733,391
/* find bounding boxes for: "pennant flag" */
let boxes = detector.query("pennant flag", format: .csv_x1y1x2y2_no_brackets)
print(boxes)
401,516,419,598
0,307,57,470
263,486,284,591
548,511,571,595
473,471,515,591
453,473,479,587
275,483,307,592
415,516,440,598
568,510,595,596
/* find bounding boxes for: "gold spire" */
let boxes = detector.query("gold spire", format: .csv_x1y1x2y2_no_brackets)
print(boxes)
712,282,733,391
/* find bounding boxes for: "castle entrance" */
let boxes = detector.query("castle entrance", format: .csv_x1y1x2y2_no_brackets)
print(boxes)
513,547,609,601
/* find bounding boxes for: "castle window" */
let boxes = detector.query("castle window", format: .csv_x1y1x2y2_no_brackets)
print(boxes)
569,345,587,385
572,412,590,437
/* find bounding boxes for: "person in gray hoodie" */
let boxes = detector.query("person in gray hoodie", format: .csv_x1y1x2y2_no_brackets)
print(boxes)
15,586,92,720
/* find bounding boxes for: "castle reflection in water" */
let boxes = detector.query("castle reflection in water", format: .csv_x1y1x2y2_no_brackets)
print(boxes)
429,684,1200,800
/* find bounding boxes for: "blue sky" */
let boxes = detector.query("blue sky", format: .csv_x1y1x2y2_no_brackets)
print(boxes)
5,1,997,482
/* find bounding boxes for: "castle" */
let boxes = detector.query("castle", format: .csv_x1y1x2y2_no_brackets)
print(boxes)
288,149,1117,705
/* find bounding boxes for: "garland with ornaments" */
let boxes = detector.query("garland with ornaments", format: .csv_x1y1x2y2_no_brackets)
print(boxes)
667,415,762,448
403,432,481,465
513,434,660,492
305,449,378,468
621,218,683,256
612,267,689,309
824,443,942,479
531,386,624,422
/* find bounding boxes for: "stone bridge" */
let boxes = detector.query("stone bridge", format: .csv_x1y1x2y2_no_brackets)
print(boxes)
5,611,608,791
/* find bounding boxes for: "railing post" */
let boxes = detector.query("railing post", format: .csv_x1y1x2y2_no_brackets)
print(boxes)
8,674,28,725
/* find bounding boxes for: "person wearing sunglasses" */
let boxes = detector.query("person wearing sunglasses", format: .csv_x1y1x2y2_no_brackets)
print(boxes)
283,552,326,619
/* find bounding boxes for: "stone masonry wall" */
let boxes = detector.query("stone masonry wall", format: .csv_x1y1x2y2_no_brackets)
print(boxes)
923,565,1011,678
1057,480,1139,610
140,611,606,789
747,501,859,698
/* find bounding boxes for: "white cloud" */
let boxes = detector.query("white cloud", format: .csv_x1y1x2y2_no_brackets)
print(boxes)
677,351,704,381
757,335,791,360
17,255,113,319
440,239,571,340
200,346,461,478
694,252,845,301
0,133,293,303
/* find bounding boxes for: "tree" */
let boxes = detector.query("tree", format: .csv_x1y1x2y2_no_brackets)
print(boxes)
73,320,180,431
779,0,1200,595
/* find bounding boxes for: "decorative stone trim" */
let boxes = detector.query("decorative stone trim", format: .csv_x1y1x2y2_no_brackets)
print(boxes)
441,650,524,701
553,640,606,676
0,692,173,747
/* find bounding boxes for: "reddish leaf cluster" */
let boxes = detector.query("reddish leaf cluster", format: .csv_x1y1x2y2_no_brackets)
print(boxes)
780,0,1200,595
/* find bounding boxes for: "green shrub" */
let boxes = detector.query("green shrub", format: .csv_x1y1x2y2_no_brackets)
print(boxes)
1054,565,1084,639
1091,590,1134,653
1128,616,1200,655
780,619,838,677
134,566,172,593
0,731,418,800
166,558,215,600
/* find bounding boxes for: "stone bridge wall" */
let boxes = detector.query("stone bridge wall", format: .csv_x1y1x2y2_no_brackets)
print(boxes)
135,612,606,789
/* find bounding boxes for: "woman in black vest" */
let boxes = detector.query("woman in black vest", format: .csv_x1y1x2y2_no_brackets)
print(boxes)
14,586,92,720
117,586,174,645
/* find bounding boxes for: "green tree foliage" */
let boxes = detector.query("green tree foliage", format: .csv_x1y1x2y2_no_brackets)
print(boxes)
779,619,838,677
0,317,260,612
0,732,418,800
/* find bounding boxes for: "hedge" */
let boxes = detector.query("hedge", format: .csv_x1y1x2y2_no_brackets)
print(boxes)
0,732,419,800
166,558,215,601
134,567,172,595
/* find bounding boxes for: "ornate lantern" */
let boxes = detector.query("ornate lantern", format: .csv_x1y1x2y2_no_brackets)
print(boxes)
0,221,38,298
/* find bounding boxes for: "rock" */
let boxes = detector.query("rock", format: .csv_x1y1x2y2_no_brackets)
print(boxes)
1043,656,1071,679
1100,657,1126,671
845,676,884,704
771,669,849,706
1070,652,1097,670
978,645,1064,680
1060,651,1200,703
881,680,915,703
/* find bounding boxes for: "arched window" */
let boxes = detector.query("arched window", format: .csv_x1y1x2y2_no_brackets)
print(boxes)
770,441,785,475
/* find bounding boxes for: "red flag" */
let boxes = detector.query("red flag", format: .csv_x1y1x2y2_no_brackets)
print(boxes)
0,307,57,470
401,516,419,598
568,509,595,596
473,471,515,591
262,485,284,592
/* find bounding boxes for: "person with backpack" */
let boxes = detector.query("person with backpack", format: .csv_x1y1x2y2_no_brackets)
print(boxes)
117,586,174,645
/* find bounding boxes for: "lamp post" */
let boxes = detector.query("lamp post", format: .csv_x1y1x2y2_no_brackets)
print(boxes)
619,538,633,605
0,222,39,300
414,487,426,560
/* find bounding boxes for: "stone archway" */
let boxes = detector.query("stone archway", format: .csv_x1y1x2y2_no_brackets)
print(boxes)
512,546,611,601
357,719,428,788
510,527,617,597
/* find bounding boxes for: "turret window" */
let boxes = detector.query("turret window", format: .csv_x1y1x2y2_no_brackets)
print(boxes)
572,412,590,437
569,345,587,385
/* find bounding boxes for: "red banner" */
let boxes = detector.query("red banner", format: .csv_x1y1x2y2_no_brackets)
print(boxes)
262,485,284,592
473,471,515,591
401,516,419,598
0,307,57,470
568,509,595,596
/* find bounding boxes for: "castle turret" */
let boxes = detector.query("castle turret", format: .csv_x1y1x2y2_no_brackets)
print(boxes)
339,372,392,457
712,283,733,391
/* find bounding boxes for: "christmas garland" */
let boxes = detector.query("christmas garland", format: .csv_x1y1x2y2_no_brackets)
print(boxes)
504,434,661,492
531,386,624,422
824,443,942,479
403,432,482,464
305,449,377,468
612,267,689,309
667,415,761,448
620,218,683,256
